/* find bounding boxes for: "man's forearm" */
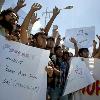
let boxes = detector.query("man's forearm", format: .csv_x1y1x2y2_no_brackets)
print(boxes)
44,15,57,35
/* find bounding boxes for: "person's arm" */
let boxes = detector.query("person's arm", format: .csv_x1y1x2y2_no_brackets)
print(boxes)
13,0,26,12
45,66,54,77
92,40,97,57
55,35,61,46
53,67,60,76
70,37,78,57
44,6,60,35
52,28,59,44
94,51,100,58
30,13,40,25
96,35,100,49
20,3,42,44
93,35,100,58
27,13,40,34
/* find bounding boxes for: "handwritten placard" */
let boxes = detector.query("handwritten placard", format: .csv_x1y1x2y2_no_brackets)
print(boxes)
0,35,50,100
63,57,95,95
81,58,100,96
64,26,95,48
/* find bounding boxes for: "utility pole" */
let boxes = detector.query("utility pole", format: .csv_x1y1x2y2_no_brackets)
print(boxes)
42,6,73,26
42,8,52,26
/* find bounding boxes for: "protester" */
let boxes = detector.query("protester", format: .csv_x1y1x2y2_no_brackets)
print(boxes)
0,8,19,36
0,0,26,41
20,3,42,44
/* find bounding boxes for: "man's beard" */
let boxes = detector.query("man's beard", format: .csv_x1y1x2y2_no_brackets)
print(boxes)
0,19,13,34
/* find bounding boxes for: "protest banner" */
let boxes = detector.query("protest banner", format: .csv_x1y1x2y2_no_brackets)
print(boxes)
81,58,100,96
73,58,100,100
63,57,95,95
64,26,95,48
0,35,50,100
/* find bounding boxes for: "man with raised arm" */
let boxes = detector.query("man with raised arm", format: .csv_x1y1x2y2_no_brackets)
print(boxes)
20,3,42,44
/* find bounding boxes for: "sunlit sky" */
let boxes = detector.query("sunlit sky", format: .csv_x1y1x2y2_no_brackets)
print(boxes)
2,0,100,37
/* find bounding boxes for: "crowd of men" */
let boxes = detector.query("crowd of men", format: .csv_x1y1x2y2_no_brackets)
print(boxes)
0,0,100,100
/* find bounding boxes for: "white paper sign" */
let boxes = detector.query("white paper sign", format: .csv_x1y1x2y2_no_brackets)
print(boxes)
63,57,95,95
91,58,100,80
0,35,50,100
64,26,95,48
84,58,100,80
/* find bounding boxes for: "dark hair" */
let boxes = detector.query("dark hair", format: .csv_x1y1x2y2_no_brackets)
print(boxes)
78,48,89,56
0,8,19,19
63,51,69,56
34,32,46,40
62,51,69,61
54,45,62,53
47,37,54,41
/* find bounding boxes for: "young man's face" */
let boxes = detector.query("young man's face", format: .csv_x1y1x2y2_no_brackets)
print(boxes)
5,12,18,25
56,48,63,58
36,34,47,49
46,39,54,49
82,51,89,58
63,53,69,61
0,12,18,33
